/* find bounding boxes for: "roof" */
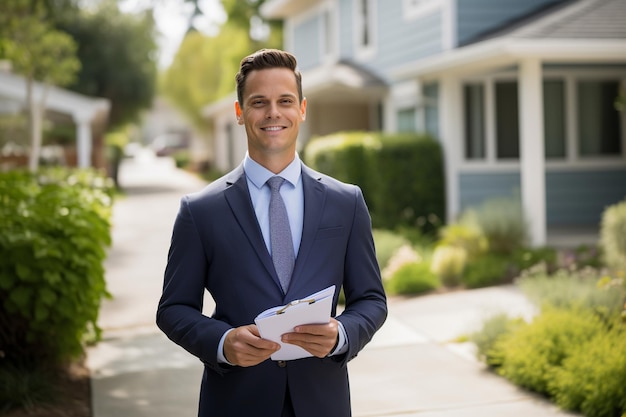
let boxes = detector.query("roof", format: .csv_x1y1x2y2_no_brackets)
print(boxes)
0,69,110,123
302,61,387,102
482,0,626,42
393,0,626,81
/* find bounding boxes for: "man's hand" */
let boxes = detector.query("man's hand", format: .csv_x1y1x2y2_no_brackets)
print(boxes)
223,324,281,367
281,318,340,358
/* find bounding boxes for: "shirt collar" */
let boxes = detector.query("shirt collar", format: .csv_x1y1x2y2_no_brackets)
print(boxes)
244,153,302,190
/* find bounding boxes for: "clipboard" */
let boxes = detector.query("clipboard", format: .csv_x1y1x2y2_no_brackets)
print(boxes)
254,285,336,361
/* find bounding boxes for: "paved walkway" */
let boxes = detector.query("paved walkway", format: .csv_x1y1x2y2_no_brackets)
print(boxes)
87,150,578,417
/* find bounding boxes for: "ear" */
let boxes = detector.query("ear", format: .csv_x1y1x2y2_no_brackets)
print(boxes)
300,97,307,121
234,101,244,125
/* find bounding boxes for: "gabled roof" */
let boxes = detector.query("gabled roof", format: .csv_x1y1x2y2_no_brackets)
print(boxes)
0,69,110,123
302,61,387,102
476,0,626,42
393,0,626,81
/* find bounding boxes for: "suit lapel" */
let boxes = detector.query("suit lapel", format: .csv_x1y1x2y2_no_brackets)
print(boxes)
289,165,326,295
223,166,278,288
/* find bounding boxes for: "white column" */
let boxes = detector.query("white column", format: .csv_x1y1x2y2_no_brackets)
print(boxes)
519,58,546,246
74,114,92,168
439,75,462,223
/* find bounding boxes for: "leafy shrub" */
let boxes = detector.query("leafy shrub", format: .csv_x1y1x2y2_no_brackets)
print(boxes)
468,313,525,366
517,265,626,322
0,168,113,366
462,253,510,288
511,246,558,273
373,229,410,271
550,327,626,417
600,199,626,271
385,261,439,295
492,308,604,395
304,131,445,235
461,197,527,255
431,245,467,287
438,222,488,260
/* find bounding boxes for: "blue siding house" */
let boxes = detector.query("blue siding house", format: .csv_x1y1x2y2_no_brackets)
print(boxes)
206,0,626,247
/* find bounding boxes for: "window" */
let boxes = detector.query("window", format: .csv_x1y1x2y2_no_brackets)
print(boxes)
462,75,623,163
495,81,519,159
577,80,622,156
355,0,375,55
543,80,566,159
464,84,485,159
397,108,417,132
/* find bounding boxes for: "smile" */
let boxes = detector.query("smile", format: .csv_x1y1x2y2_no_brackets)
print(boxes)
261,126,285,131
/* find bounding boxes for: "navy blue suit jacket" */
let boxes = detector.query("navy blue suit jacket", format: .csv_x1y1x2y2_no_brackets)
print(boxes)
157,163,387,417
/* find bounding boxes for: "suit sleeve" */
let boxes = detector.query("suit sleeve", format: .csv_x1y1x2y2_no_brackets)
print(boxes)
336,186,387,366
156,196,231,372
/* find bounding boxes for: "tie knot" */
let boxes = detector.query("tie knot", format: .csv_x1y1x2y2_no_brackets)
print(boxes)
267,176,285,191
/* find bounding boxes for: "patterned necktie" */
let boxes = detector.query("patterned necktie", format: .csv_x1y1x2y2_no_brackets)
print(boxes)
267,176,295,293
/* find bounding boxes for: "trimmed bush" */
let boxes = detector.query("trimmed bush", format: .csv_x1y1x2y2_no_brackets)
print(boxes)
0,168,113,366
492,308,604,395
462,253,510,288
304,131,445,235
550,327,626,417
385,261,439,295
600,199,626,271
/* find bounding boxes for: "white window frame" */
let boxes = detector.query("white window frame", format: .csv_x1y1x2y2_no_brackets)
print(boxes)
353,0,377,60
460,68,626,173
319,2,338,63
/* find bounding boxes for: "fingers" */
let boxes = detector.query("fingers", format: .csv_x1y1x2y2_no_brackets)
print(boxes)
281,319,339,358
224,324,280,367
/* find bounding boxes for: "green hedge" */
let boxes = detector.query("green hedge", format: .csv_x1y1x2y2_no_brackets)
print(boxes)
473,265,626,417
304,131,445,234
0,168,113,366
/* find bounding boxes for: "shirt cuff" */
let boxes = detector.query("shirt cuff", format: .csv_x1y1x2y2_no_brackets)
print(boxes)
330,321,348,356
217,328,235,365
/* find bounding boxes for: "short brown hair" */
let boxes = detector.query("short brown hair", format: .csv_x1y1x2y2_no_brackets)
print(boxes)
235,49,303,107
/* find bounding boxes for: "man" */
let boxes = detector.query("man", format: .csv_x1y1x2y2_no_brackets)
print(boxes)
156,49,387,417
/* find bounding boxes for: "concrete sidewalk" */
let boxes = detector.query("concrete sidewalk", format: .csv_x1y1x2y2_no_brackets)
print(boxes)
87,151,578,417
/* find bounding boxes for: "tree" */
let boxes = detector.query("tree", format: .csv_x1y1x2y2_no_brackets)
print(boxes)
59,0,158,129
221,0,282,48
160,0,283,130
0,0,81,172
161,25,251,129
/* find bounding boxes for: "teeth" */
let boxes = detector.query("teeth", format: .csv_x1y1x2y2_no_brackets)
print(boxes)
263,126,283,131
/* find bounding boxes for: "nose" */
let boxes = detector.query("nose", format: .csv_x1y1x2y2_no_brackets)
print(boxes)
266,102,281,119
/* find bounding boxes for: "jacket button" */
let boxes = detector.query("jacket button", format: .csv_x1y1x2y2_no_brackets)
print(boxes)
277,360,287,368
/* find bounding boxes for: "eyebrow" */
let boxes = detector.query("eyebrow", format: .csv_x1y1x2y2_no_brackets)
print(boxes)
247,93,298,102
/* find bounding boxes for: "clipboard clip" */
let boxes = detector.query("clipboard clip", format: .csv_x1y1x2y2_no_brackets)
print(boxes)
276,298,316,315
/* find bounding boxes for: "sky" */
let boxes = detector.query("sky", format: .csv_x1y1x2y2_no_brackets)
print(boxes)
118,0,227,69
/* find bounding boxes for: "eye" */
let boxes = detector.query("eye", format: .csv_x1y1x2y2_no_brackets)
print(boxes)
251,99,265,106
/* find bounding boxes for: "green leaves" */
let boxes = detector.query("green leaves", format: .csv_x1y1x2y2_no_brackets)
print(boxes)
0,167,113,365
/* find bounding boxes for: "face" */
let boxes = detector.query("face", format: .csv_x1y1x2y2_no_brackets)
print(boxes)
235,68,307,170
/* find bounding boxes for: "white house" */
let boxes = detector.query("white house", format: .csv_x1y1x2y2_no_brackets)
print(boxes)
0,68,110,169
205,0,626,246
